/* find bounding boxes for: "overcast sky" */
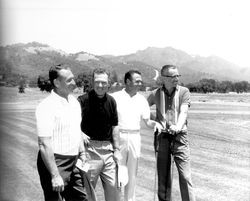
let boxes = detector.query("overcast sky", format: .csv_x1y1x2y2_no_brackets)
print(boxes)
1,0,250,67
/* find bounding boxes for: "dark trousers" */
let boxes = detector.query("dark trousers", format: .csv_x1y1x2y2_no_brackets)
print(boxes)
155,132,196,201
37,151,88,201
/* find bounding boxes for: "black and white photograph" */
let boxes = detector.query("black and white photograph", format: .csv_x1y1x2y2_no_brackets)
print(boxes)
0,0,250,201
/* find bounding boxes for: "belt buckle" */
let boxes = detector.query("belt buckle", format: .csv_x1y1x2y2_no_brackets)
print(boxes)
161,129,169,135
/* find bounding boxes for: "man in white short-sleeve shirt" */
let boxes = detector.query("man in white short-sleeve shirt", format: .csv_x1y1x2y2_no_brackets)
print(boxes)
36,90,82,155
36,64,88,201
111,70,162,201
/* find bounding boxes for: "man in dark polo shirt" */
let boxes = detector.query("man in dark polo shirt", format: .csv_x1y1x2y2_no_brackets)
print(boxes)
78,68,121,201
147,64,196,201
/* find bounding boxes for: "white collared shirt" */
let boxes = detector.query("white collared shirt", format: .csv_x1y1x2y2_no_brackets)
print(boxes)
111,89,150,130
36,90,82,155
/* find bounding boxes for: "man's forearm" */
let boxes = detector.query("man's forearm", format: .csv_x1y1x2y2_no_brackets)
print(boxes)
78,138,86,162
40,147,59,177
38,138,60,177
176,112,187,130
111,125,122,163
112,126,120,150
176,105,188,130
144,119,156,129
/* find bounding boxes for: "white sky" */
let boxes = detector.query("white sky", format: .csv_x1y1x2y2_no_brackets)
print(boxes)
1,0,250,67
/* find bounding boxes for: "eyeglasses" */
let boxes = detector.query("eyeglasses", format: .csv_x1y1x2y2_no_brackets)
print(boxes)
161,75,181,78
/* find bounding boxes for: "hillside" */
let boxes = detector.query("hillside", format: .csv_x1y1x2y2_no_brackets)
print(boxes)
0,42,157,85
106,47,250,83
0,42,249,86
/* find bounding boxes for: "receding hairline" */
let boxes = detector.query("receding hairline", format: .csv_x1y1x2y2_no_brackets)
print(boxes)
160,64,178,75
49,64,71,87
92,68,110,78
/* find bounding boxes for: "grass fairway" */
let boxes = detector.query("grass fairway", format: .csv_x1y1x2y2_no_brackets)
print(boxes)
0,87,249,201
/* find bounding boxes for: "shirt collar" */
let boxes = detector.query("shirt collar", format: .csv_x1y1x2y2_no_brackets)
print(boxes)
161,85,179,96
122,88,138,98
51,90,71,103
89,89,107,102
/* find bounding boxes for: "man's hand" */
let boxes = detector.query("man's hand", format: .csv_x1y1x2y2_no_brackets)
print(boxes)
169,125,181,135
82,132,90,146
154,122,164,133
113,149,122,163
38,137,64,192
76,159,90,173
51,174,64,192
144,119,164,133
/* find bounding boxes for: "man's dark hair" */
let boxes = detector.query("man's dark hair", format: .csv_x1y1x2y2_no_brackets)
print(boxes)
49,64,69,88
124,70,141,84
160,65,177,75
92,68,110,79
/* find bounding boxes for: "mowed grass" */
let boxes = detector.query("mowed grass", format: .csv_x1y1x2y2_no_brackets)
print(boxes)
0,87,250,201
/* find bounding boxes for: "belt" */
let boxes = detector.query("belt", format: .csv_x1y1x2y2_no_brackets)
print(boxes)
119,129,140,134
89,139,111,143
88,140,113,150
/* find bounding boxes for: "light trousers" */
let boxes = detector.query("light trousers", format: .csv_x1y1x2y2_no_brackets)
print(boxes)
86,140,121,201
119,131,141,201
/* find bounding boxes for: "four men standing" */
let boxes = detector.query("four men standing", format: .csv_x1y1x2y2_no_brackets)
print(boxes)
36,65,195,201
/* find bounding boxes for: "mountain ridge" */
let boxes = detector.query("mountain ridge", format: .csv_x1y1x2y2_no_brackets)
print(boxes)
0,42,249,86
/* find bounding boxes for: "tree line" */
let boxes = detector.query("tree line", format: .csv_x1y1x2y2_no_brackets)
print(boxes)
185,78,250,93
3,71,249,94
37,71,121,93
37,73,250,94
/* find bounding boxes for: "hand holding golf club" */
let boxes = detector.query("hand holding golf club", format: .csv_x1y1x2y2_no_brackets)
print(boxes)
168,124,181,135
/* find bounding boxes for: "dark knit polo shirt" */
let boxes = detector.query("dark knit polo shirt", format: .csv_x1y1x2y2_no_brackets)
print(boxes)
77,90,118,141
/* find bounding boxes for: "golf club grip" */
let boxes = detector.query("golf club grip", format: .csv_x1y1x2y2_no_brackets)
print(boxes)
154,130,159,153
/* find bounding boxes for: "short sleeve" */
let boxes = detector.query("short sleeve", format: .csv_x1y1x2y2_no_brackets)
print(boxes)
147,89,156,106
181,87,191,107
111,97,118,126
36,103,54,137
141,96,151,120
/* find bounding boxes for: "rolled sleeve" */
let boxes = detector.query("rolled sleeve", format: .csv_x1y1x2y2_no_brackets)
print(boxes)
181,88,191,107
147,90,156,106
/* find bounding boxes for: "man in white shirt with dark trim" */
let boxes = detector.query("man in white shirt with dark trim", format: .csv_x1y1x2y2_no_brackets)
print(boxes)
36,64,88,201
111,70,162,201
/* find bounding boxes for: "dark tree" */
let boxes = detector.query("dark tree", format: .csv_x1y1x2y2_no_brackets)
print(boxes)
217,81,233,93
37,75,52,92
234,81,249,93
199,79,217,93
75,72,92,93
186,82,200,92
18,77,26,93
110,70,119,85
